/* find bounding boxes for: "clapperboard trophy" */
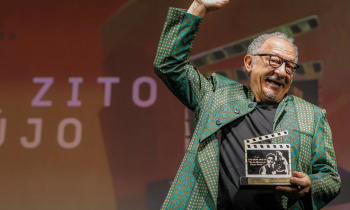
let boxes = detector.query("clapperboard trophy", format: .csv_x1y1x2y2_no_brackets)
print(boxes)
240,131,293,188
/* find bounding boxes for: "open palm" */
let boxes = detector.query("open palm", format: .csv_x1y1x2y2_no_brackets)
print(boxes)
194,0,229,12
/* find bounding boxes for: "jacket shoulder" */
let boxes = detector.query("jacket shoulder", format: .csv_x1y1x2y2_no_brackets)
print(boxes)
291,95,325,116
211,73,241,87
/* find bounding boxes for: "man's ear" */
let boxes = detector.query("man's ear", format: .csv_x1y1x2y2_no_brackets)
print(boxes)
244,55,253,73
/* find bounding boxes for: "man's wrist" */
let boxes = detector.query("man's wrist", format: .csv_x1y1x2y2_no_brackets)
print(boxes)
187,1,207,18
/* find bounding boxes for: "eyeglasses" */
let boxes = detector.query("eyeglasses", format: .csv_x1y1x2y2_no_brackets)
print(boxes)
253,54,299,74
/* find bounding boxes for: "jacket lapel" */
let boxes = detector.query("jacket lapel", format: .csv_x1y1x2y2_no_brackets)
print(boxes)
197,97,256,203
198,98,255,143
272,94,293,144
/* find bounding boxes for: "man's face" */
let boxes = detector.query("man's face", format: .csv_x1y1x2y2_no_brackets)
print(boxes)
267,157,274,166
244,37,296,102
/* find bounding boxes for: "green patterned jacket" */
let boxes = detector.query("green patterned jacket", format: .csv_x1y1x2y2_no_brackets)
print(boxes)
154,7,340,210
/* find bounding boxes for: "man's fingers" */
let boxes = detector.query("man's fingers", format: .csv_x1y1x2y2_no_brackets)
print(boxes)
276,173,311,199
276,186,302,199
293,171,306,178
290,177,307,187
276,186,299,193
291,171,311,188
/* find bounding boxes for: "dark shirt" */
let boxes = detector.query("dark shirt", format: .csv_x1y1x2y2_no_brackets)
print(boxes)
217,101,280,210
261,164,275,174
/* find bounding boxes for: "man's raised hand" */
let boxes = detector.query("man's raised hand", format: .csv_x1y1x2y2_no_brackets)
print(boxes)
187,0,229,17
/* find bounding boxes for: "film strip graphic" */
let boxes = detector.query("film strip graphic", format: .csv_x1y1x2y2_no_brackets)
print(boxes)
190,15,319,68
246,144,291,150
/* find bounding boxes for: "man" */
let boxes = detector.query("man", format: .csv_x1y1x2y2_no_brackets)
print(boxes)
259,153,276,175
154,0,340,209
275,151,289,175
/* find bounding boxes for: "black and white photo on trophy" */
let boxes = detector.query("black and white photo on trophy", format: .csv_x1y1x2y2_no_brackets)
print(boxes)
246,149,290,176
258,151,289,175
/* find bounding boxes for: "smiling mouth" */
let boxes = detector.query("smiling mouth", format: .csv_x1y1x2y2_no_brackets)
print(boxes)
264,76,286,88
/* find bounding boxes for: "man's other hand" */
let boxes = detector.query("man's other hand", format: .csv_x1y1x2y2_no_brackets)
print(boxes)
276,171,311,199
188,0,229,17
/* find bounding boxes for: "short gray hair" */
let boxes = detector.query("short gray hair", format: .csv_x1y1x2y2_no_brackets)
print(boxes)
243,32,298,73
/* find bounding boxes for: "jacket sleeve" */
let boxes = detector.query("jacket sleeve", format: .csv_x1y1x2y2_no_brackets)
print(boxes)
306,108,341,209
154,8,215,111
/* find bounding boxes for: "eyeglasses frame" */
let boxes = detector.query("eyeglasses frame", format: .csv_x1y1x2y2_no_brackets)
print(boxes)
253,53,299,75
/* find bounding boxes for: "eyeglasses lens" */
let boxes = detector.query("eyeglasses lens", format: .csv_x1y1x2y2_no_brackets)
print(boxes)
269,55,296,74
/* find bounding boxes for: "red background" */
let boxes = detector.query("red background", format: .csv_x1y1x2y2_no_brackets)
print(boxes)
0,0,349,209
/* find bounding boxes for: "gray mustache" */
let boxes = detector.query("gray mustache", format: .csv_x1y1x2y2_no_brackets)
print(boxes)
264,75,287,86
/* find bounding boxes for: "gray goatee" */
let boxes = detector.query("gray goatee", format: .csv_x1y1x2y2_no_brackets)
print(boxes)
264,75,286,100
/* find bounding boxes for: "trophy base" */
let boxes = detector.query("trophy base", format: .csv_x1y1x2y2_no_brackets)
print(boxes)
240,177,292,189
